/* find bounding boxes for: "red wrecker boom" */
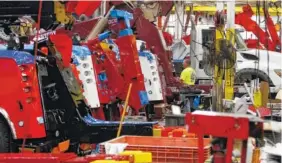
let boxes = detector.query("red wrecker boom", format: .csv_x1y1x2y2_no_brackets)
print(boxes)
235,4,281,51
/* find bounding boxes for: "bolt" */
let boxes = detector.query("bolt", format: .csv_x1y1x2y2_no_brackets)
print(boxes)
191,117,195,124
18,121,24,127
234,123,240,129
55,130,60,137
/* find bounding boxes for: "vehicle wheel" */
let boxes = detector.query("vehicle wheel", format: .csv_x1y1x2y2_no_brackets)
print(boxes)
235,69,274,86
0,117,11,153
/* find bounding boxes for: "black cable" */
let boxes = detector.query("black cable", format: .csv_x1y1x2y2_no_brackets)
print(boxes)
189,40,201,61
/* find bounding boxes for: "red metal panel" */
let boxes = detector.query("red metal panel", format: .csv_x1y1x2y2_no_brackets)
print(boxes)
49,34,73,68
103,53,125,98
115,35,147,111
90,49,121,104
0,59,27,139
91,54,111,104
22,64,46,138
0,59,46,139
66,1,101,17
185,112,253,163
65,1,78,14
186,113,250,139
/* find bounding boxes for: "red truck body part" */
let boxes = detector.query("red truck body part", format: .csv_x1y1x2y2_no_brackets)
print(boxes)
0,54,46,139
94,53,120,104
49,34,73,68
115,35,148,111
235,4,280,51
66,1,101,17
83,9,149,113
98,43,125,102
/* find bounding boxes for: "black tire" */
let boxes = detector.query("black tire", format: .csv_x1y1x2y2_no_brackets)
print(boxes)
235,68,274,86
0,117,11,153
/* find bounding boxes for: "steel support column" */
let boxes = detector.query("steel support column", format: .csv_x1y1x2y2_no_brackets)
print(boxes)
225,1,235,100
213,1,225,111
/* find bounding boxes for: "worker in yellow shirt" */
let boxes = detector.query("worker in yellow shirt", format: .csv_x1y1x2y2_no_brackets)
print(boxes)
179,58,197,113
180,58,196,86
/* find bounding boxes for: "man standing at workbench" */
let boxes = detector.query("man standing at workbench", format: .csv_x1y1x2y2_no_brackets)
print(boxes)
179,58,198,113
180,58,196,86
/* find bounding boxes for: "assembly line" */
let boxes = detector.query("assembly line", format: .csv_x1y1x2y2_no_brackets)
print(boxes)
0,1,281,163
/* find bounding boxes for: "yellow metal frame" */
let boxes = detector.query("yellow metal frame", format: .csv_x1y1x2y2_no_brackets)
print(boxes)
172,6,281,16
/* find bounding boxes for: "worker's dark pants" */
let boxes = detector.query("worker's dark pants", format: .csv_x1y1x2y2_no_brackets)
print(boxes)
181,95,195,113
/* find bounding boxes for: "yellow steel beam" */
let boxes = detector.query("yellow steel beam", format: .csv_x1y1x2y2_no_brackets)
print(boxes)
171,6,281,15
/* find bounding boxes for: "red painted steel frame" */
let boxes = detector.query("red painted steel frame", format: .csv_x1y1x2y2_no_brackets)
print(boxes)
186,112,250,163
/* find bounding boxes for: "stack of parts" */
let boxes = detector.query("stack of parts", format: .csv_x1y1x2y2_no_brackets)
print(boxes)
99,136,211,163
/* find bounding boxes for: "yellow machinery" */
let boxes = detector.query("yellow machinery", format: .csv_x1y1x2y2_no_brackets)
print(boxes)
54,1,75,28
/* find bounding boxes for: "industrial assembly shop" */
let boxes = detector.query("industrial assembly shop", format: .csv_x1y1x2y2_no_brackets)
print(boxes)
0,1,281,163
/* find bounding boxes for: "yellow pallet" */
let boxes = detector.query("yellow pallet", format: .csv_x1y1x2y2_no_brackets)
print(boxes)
120,151,152,163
